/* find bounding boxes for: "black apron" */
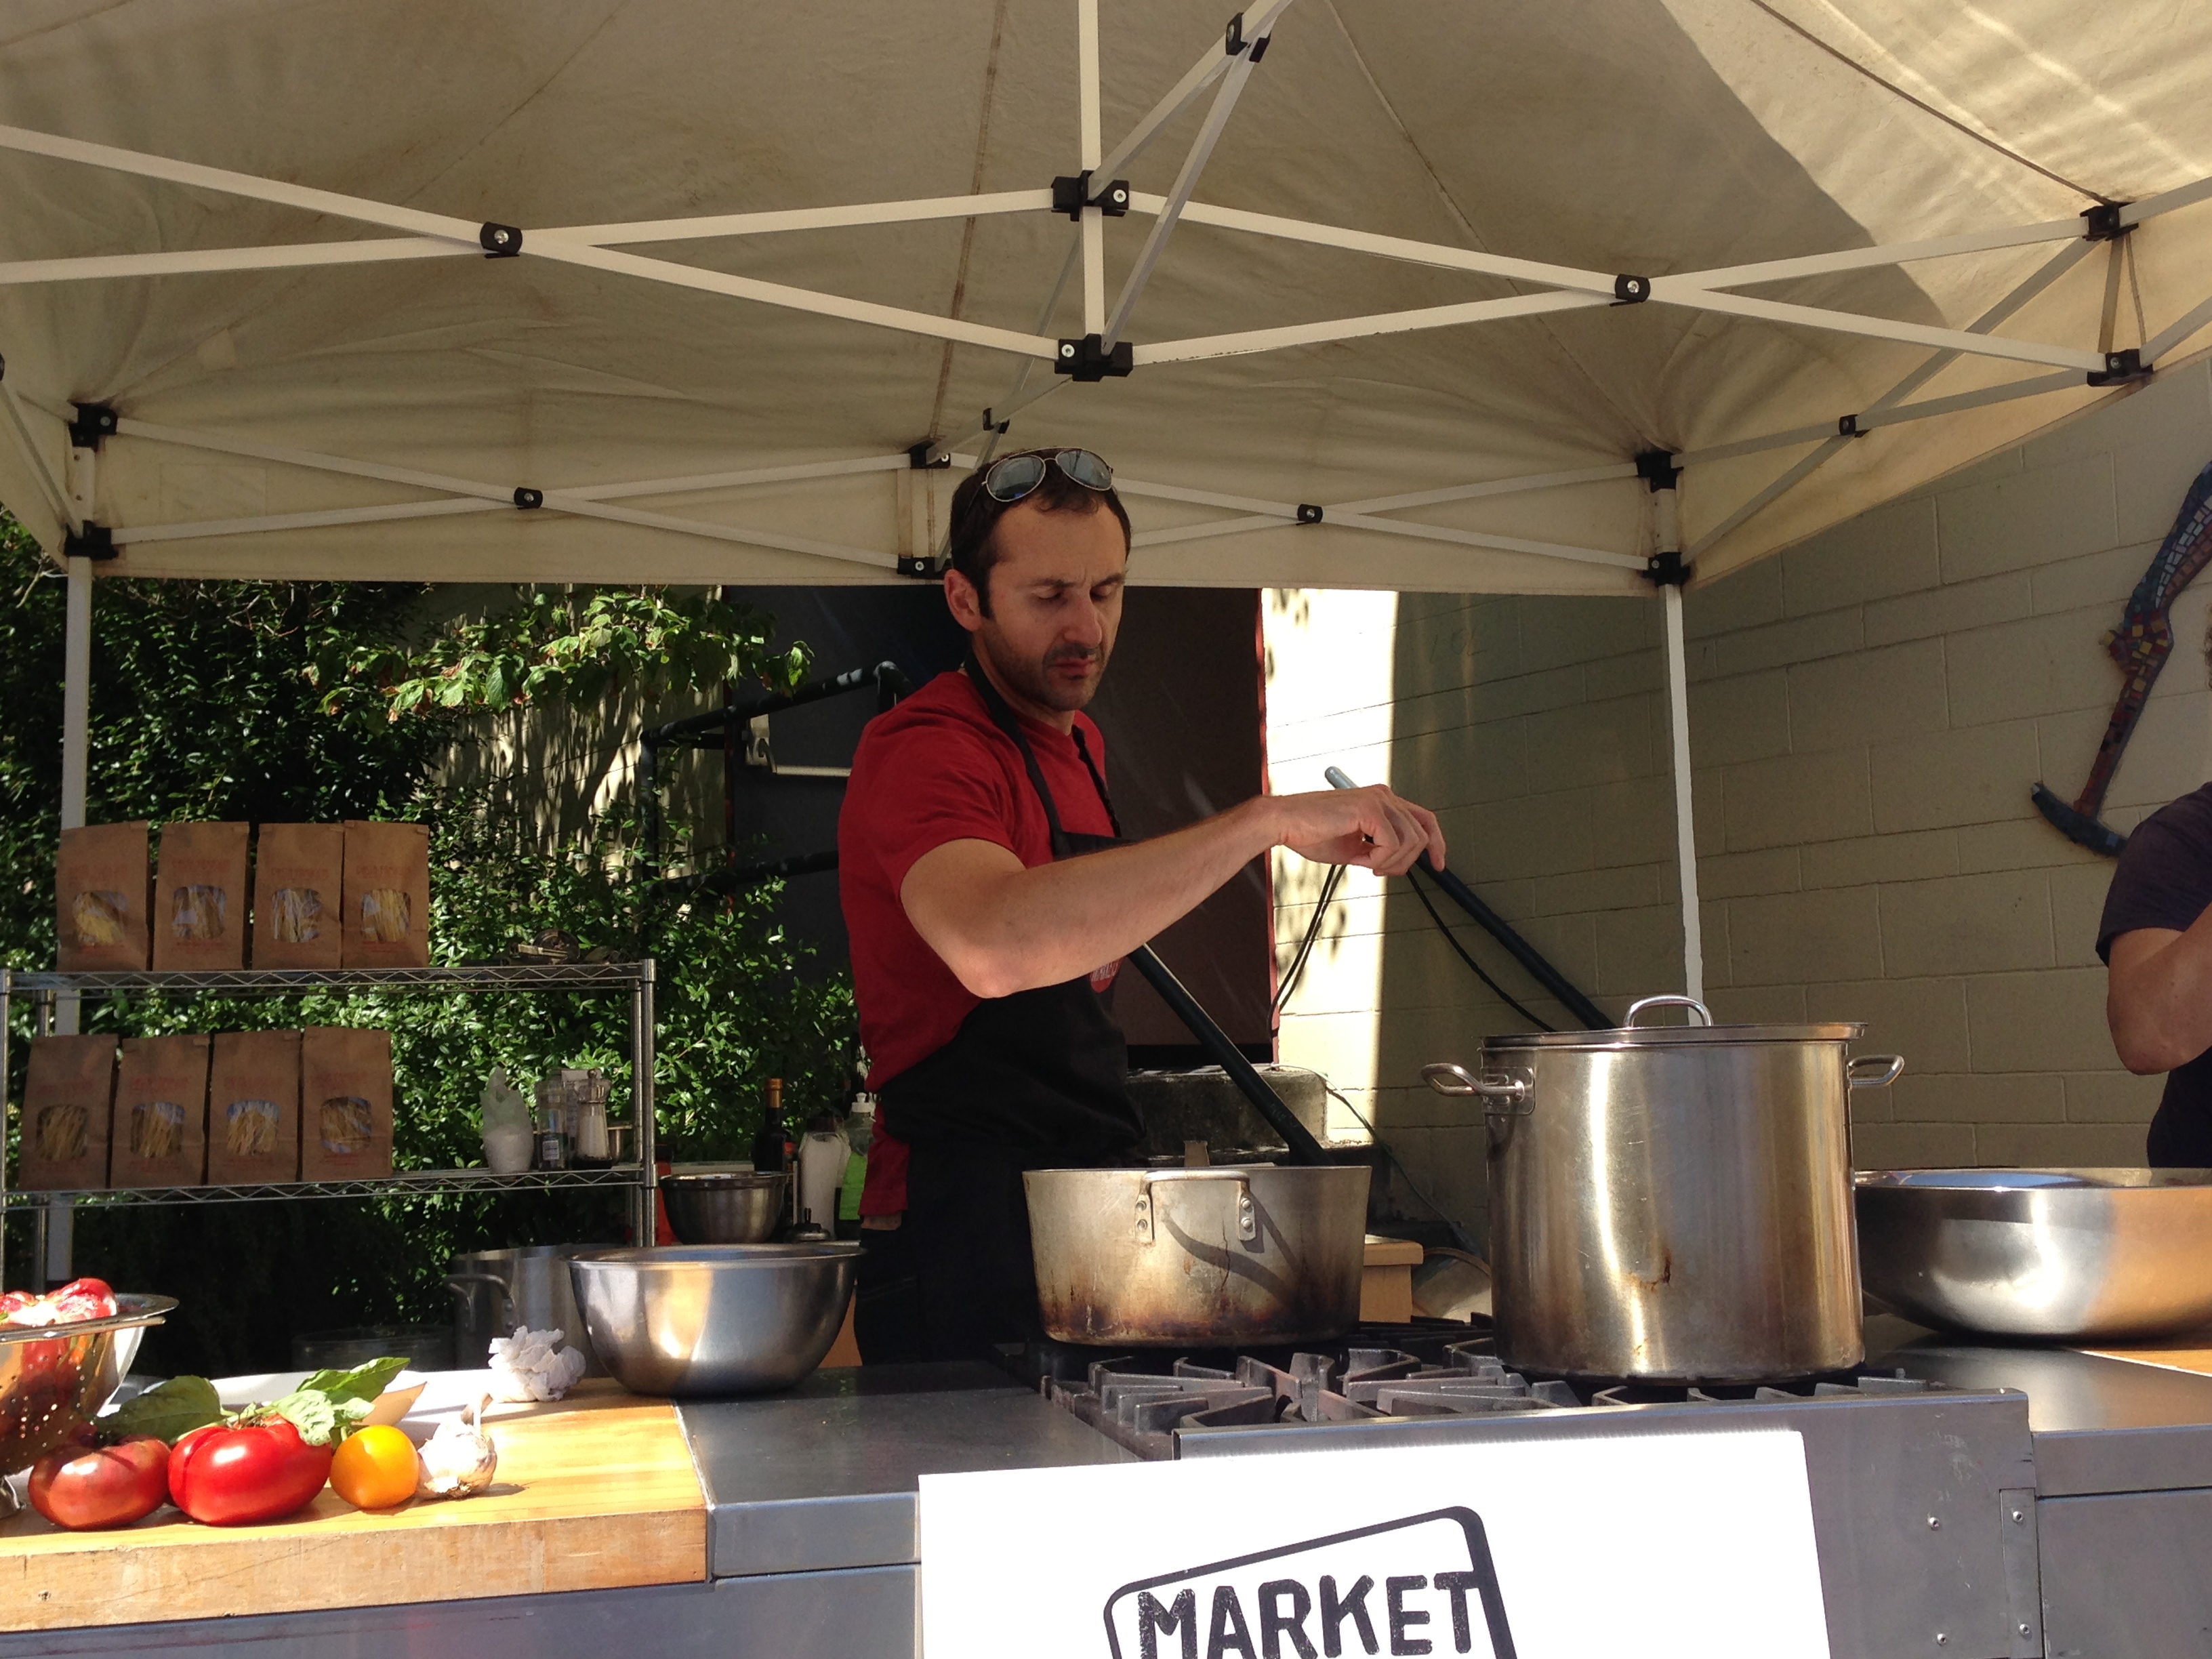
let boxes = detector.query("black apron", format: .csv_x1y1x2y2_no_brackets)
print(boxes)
855,656,1144,1364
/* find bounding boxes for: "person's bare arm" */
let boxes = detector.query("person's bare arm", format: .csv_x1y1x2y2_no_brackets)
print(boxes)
2108,917,2212,1071
901,785,1444,998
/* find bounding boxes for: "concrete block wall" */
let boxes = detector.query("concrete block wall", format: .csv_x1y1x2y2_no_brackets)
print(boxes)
1268,359,2212,1235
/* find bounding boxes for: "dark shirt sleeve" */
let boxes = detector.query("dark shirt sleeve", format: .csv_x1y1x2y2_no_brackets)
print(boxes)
2097,790,2212,962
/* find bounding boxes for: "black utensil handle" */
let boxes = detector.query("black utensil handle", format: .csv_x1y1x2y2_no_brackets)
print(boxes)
1126,944,1328,1166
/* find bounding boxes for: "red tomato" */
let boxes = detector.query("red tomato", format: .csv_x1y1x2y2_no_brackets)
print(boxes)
0,1277,116,1328
27,1436,171,1530
169,1419,333,1526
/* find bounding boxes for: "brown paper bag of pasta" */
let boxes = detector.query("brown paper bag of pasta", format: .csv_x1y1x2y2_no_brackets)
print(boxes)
56,822,150,971
206,1029,302,1184
152,821,250,971
110,1033,210,1189
300,1026,395,1181
253,824,344,970
18,1035,118,1191
342,821,430,969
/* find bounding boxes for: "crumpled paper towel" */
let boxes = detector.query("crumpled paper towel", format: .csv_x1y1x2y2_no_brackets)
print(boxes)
488,1324,590,1401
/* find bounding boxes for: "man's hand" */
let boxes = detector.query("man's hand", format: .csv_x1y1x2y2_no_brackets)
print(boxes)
1267,784,1446,876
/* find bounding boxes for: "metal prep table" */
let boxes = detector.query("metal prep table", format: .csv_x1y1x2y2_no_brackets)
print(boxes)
5,1336,2210,1658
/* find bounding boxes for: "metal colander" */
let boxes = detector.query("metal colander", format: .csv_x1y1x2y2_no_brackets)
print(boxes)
0,1293,176,1479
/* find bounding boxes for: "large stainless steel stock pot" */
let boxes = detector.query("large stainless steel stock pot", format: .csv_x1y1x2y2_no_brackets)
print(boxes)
1425,996,1901,1381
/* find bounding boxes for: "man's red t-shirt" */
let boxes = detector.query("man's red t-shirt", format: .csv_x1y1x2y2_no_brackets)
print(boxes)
838,668,1118,1214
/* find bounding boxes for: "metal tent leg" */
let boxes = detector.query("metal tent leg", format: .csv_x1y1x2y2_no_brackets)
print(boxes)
1654,485,1705,1004
47,445,97,1285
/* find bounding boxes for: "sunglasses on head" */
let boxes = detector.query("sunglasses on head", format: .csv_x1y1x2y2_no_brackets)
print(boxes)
981,447,1115,504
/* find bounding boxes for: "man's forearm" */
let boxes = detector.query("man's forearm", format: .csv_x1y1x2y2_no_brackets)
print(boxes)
911,799,1280,997
2110,910,2212,1072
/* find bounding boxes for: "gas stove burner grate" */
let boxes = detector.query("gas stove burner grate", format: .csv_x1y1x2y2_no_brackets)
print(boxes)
1588,1368,1949,1408
1042,1336,1577,1460
1007,1328,1961,1460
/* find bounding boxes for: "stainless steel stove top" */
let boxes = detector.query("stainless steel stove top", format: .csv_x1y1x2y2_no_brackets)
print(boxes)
1006,1322,1969,1460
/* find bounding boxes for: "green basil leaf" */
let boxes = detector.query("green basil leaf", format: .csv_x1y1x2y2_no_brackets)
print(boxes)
106,1375,224,1445
296,1354,412,1406
268,1388,340,1446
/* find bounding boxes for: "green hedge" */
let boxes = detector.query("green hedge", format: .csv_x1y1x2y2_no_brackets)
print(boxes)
1,512,854,1374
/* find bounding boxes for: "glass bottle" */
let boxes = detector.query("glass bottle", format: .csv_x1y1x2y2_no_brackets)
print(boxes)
751,1076,788,1173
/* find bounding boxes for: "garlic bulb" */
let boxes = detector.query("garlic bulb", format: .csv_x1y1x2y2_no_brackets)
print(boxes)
416,1394,499,1498
488,1324,590,1402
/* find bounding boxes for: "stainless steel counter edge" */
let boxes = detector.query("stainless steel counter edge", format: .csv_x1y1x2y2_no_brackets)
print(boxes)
1878,1338,2212,1495
677,1361,1134,1578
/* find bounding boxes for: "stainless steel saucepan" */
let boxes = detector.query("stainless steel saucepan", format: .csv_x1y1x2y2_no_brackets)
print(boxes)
1025,1162,1370,1347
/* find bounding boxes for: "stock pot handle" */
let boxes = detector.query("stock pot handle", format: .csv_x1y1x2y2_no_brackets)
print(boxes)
1422,1063,1530,1107
445,1272,517,1332
1137,1168,1257,1245
1847,1054,1905,1088
1622,996,1714,1027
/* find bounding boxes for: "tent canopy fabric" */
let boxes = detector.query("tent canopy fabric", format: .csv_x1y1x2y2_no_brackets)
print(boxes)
1,0,2209,596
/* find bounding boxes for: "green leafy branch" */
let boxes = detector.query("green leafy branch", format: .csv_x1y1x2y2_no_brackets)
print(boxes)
318,587,811,720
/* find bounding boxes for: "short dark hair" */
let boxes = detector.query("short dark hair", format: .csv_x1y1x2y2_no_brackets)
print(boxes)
945,451,1132,613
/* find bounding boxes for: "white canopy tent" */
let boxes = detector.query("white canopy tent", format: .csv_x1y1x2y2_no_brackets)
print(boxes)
4,0,2211,1009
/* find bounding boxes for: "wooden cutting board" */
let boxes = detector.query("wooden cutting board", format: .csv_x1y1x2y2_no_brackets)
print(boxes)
0,1380,705,1633
2083,1330,2212,1380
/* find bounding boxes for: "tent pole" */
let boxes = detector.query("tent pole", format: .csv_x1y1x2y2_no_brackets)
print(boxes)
1102,7,1282,350
1654,482,1704,1003
1138,289,1608,364
1078,0,1105,334
1095,0,1297,181
45,443,94,1283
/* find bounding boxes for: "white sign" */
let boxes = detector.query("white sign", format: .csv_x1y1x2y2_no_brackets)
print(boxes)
919,1427,1829,1659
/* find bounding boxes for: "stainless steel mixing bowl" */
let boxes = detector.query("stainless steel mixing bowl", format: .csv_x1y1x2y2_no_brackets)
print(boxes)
1,1293,177,1480
1856,1168,2212,1340
567,1244,858,1395
660,1172,786,1245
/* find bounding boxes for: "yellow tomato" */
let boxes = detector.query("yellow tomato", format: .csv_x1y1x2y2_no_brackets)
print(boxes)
330,1425,418,1511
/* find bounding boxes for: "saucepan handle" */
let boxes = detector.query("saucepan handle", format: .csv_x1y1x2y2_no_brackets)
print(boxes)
1847,1054,1906,1089
1138,1168,1256,1245
445,1272,517,1331
1422,1062,1531,1111
1623,995,1714,1027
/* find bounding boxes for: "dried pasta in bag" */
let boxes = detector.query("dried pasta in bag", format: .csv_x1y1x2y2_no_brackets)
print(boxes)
319,1095,374,1155
342,821,429,968
152,823,249,970
37,1102,90,1162
299,1027,394,1180
253,824,344,969
359,888,411,943
73,892,129,948
129,1101,186,1160
56,823,149,970
171,886,228,942
207,1029,301,1182
226,1101,281,1156
111,1035,209,1188
18,1036,116,1189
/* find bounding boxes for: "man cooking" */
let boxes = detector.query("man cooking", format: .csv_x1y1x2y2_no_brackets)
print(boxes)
2102,767,2212,1166
838,447,1443,1364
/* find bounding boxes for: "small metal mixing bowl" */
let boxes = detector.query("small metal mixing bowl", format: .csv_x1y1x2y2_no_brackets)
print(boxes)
567,1244,859,1395
660,1171,786,1244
